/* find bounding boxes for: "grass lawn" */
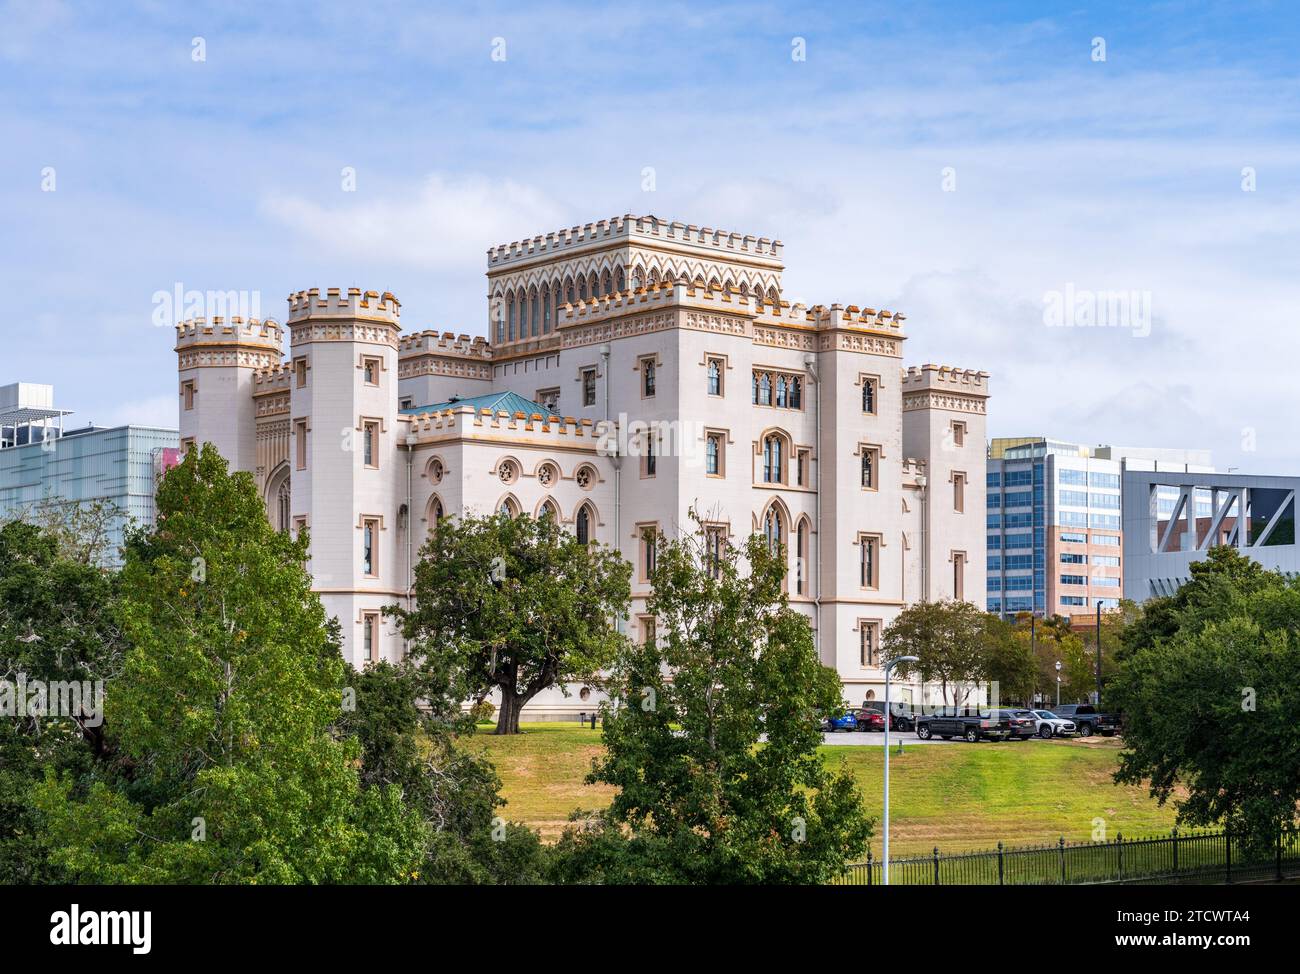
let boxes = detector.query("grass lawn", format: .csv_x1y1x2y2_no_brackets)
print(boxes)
462,723,1181,858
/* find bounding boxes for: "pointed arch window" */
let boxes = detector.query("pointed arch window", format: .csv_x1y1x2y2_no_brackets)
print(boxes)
795,520,808,594
707,358,722,396
508,294,517,341
762,434,785,484
764,506,785,556
775,375,788,408
276,476,291,532
542,284,552,333
576,504,592,545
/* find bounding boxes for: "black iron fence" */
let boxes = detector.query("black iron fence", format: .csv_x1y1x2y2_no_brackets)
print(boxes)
832,827,1300,885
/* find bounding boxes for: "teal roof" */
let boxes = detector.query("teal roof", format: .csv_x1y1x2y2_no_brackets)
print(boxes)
400,391,555,417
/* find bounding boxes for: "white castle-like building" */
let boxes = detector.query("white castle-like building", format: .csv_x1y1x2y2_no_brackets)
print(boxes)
174,215,990,715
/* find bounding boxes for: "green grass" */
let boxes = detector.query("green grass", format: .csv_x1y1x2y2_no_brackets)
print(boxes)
461,724,1181,857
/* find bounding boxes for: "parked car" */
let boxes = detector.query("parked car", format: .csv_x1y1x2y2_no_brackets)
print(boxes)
1029,709,1076,738
1052,704,1121,737
1003,709,1038,740
856,709,886,732
860,702,916,732
822,708,862,733
914,707,1014,743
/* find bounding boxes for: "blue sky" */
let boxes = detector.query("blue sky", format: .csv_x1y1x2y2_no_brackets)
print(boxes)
3,1,1299,470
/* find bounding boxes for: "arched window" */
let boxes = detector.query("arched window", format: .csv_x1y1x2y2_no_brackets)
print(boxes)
762,434,785,484
578,276,588,302
589,272,599,298
775,375,788,408
764,506,784,554
576,504,592,545
789,377,802,409
706,434,719,474
795,519,808,595
539,498,559,521
602,270,612,295
529,288,539,336
708,359,721,396
648,268,660,287
758,372,771,405
862,379,876,414
541,285,551,333
276,476,291,532
767,287,779,306
428,495,444,536
631,268,643,290
615,267,625,292
565,277,575,304
508,293,517,341
498,496,520,518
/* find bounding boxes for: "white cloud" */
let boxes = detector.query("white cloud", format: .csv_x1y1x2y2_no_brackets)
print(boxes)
261,173,569,271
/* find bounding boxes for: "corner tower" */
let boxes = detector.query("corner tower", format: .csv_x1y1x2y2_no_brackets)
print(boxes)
287,288,404,668
175,317,284,471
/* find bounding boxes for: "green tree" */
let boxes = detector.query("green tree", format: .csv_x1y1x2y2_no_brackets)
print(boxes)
392,511,630,735
979,614,1037,705
0,517,126,883
1111,547,1300,851
553,516,872,884
882,600,986,706
28,444,424,883
340,660,547,884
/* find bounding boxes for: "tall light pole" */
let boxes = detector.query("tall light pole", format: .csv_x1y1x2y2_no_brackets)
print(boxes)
1055,659,1062,708
883,654,920,885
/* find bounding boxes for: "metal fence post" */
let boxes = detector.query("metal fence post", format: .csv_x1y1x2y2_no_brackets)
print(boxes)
1116,831,1123,879
867,849,874,887
1172,827,1178,876
1059,836,1066,884
997,841,1004,885
933,846,941,886
1277,830,1283,883
1225,829,1232,885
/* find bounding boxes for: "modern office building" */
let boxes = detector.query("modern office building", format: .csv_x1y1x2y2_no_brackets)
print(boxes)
173,213,992,714
0,382,179,566
1123,468,1300,600
987,437,1211,618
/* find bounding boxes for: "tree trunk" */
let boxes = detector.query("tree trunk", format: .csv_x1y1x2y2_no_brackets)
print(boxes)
495,692,523,735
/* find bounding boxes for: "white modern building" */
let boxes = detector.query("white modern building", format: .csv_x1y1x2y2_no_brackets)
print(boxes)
0,383,179,566
1123,468,1300,600
174,214,992,715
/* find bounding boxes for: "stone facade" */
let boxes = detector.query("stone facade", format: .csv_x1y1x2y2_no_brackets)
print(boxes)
174,214,991,715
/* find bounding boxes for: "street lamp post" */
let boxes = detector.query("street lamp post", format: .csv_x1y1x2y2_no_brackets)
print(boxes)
883,654,920,885
1055,659,1062,708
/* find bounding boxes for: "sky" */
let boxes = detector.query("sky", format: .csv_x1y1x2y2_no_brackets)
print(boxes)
3,0,1298,472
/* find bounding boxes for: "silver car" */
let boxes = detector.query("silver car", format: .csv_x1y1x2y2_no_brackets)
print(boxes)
1030,709,1076,738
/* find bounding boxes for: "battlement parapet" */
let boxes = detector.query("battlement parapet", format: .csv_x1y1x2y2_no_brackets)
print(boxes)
287,287,401,324
399,329,493,359
252,364,293,394
809,303,907,334
405,403,599,443
174,317,283,349
487,213,784,269
901,457,929,479
901,363,991,394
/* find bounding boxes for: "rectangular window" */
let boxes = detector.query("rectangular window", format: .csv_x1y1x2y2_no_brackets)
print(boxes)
1092,576,1121,588
706,357,724,397
1092,534,1121,547
363,421,379,468
705,431,724,477
987,471,1001,488
751,370,804,409
362,357,380,386
362,612,380,663
859,534,880,589
859,621,881,667
294,419,308,469
582,368,597,407
640,615,656,646
953,472,966,512
642,432,657,478
861,376,878,415
1089,472,1121,489
536,387,560,412
705,525,726,578
796,448,810,487
1059,469,1088,486
1093,555,1121,567
1061,596,1086,606
952,551,966,600
294,515,307,540
399,396,413,410
1060,531,1087,544
181,379,197,411
640,525,658,581
1061,552,1087,564
1060,574,1087,586
362,518,379,577
294,358,308,388
640,357,657,397
951,421,966,447
860,445,880,490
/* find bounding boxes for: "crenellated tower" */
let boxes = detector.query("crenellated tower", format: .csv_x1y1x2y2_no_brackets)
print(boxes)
174,317,283,472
